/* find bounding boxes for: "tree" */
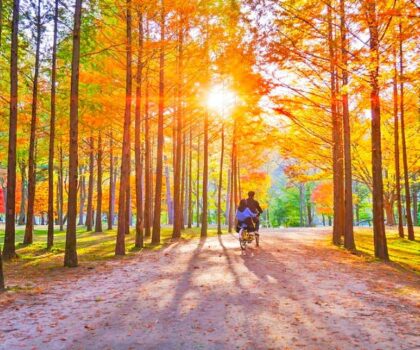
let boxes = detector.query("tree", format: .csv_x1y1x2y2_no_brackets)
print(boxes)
64,0,83,268
3,0,20,260
47,0,59,249
116,0,133,255
365,0,388,261
24,0,43,245
152,0,165,245
95,132,103,232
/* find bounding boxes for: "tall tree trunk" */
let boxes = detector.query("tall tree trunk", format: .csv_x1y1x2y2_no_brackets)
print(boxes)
24,0,42,245
152,0,165,245
181,134,186,229
78,167,86,225
17,161,26,225
58,146,64,231
226,168,231,229
144,71,152,238
134,10,144,248
165,160,173,225
384,197,395,226
299,183,304,227
64,0,83,267
399,22,415,241
187,126,193,228
172,24,183,237
217,123,225,234
47,0,59,248
328,1,344,246
228,140,235,232
116,0,133,255
367,1,388,260
86,136,94,231
108,132,115,230
3,0,20,260
95,132,103,232
47,0,59,249
393,46,404,237
340,0,355,250
201,110,209,237
196,135,200,227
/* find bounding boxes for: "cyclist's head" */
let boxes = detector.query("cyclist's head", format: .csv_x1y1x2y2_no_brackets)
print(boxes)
248,191,255,198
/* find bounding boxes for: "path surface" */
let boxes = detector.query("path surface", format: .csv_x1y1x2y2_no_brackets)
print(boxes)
0,228,419,350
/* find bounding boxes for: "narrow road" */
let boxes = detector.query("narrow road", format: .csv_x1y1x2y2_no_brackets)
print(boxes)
0,229,419,350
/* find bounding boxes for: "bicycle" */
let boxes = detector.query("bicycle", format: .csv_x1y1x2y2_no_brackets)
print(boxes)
238,226,259,251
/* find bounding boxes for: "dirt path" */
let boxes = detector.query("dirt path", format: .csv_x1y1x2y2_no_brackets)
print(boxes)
0,228,419,350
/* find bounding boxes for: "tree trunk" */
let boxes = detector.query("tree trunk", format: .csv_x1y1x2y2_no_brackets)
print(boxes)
196,135,200,228
78,167,86,225
64,0,83,267
47,0,59,248
339,0,355,250
165,161,173,225
187,126,193,228
299,183,304,227
86,136,94,231
108,132,115,230
116,0,133,255
328,1,344,246
226,168,231,229
134,10,144,248
58,146,64,231
393,46,404,237
384,198,395,226
201,110,209,237
367,1,388,261
399,22,415,241
17,161,26,225
152,0,165,245
24,0,42,245
144,71,152,238
95,132,103,232
3,0,20,259
412,179,418,226
217,123,225,234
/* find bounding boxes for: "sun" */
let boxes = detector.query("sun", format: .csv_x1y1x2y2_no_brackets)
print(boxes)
206,84,237,115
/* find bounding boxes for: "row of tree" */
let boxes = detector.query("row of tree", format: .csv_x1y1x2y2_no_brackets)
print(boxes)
248,0,419,259
0,0,270,289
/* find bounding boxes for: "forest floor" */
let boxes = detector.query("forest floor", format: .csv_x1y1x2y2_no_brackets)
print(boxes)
0,228,419,350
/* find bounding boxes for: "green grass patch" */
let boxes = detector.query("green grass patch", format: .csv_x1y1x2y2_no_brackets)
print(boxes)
353,227,420,273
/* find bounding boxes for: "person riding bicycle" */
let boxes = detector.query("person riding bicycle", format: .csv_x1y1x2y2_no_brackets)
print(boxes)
246,191,263,233
236,199,256,240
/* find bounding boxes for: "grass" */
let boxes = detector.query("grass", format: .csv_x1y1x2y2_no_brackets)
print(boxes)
0,224,220,282
352,227,420,273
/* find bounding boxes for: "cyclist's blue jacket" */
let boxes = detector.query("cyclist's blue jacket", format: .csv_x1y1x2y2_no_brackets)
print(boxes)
236,208,257,222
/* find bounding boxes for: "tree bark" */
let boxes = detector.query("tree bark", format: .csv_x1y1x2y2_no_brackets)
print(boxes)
24,0,43,245
86,136,94,231
339,0,355,250
187,126,193,228
78,167,86,225
328,1,344,246
393,46,404,237
196,135,200,228
17,161,26,225
58,146,64,231
95,132,103,232
116,0,133,255
144,70,152,238
64,0,83,267
399,22,415,241
367,1,388,260
217,123,225,234
134,10,144,248
108,132,115,230
3,0,20,260
152,0,165,245
201,110,209,237
47,0,59,248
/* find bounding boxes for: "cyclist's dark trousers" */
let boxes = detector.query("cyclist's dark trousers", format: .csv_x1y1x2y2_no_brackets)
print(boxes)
253,217,260,232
